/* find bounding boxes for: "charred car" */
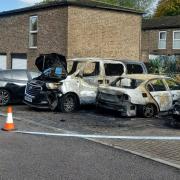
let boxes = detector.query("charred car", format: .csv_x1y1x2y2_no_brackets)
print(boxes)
173,99,180,120
24,54,147,112
0,69,39,106
96,74,180,117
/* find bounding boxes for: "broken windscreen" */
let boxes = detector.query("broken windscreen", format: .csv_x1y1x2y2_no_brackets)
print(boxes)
41,67,67,80
111,77,143,89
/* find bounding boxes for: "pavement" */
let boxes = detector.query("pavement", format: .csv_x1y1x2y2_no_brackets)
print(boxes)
1,105,180,170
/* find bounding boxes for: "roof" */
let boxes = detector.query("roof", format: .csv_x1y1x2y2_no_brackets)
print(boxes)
121,74,169,81
142,15,180,30
0,0,143,17
68,58,128,64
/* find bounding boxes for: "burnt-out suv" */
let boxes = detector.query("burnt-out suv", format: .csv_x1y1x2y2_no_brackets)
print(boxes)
24,54,147,112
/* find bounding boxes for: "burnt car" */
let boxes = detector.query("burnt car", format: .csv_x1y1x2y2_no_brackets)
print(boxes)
96,74,180,117
173,99,180,120
24,54,147,112
0,69,39,105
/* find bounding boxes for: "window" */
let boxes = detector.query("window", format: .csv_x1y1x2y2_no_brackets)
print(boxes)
111,77,143,89
104,64,124,76
11,70,28,81
158,31,166,49
29,16,38,48
173,31,180,49
83,62,99,77
126,64,143,74
147,79,166,92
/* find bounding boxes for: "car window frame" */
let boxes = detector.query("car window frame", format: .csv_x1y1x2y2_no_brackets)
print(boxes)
146,78,168,92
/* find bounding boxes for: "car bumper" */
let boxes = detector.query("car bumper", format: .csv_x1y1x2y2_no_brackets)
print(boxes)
24,92,50,109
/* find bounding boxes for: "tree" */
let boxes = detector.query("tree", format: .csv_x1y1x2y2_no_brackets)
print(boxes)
154,0,180,17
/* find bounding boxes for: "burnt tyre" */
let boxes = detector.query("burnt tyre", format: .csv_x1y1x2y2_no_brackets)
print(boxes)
0,89,10,106
59,93,79,113
143,104,156,118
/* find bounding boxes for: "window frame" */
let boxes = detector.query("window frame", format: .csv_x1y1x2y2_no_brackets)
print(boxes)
173,31,180,49
158,31,167,49
29,15,38,49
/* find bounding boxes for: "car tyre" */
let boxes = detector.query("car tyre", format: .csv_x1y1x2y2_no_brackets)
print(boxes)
59,93,79,113
0,89,10,106
143,104,156,118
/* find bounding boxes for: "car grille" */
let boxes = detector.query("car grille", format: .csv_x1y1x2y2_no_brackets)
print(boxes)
26,83,42,96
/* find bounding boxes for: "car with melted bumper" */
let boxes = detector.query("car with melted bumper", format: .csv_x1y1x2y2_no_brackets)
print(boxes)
96,74,180,117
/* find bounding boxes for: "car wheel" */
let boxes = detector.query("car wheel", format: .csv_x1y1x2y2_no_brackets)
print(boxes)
143,104,156,118
0,89,10,106
60,93,79,113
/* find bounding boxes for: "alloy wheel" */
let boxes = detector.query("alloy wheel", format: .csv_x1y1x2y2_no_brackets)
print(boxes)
63,95,75,112
143,104,155,118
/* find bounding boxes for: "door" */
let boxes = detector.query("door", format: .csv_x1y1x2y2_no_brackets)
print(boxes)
0,55,7,70
78,62,98,104
12,54,27,69
147,79,173,111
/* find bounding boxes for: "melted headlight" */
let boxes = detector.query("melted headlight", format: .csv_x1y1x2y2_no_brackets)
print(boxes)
46,82,62,90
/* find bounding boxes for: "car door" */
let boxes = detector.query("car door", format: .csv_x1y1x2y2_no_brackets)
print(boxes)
147,79,173,111
78,62,98,104
164,78,180,102
9,70,28,100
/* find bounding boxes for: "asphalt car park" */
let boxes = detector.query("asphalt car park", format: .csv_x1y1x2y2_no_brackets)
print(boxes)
1,104,180,169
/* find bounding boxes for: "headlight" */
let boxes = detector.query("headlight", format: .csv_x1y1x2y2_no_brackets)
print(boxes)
46,82,62,90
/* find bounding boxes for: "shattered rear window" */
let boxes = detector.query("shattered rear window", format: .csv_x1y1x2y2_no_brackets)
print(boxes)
111,77,143,89
104,64,124,76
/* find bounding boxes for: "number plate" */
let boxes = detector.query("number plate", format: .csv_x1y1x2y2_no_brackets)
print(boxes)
25,95,32,103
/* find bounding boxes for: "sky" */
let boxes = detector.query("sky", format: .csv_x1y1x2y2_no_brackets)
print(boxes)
0,0,43,12
0,0,159,13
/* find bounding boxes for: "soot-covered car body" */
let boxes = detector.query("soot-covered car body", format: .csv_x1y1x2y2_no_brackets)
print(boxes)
96,74,180,117
173,99,180,120
0,70,39,105
24,54,147,112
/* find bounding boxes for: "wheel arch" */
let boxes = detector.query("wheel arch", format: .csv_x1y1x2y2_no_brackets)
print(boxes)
63,92,80,106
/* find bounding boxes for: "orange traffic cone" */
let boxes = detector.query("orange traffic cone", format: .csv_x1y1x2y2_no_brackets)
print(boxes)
2,106,15,131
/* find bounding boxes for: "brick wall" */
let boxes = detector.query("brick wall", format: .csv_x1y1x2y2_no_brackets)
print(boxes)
0,7,68,70
67,6,141,61
142,28,180,61
0,5,142,70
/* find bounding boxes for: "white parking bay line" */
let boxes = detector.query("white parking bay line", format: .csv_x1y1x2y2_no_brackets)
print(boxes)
14,131,180,140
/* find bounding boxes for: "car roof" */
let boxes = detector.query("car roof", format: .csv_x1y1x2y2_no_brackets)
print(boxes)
67,58,144,64
121,74,169,81
68,58,126,64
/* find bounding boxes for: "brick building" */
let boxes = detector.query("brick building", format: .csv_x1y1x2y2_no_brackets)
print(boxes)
142,15,180,62
0,0,142,70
